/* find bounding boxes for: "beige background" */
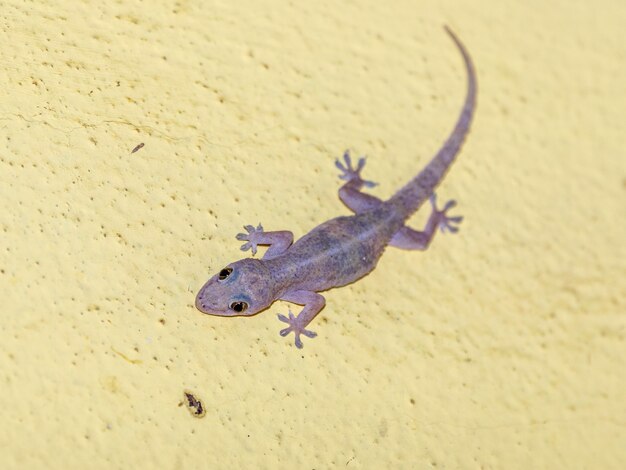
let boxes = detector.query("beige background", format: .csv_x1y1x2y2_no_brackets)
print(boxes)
1,0,625,468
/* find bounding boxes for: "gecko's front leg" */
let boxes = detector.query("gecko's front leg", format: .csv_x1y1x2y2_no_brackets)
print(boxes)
235,224,293,260
277,290,325,349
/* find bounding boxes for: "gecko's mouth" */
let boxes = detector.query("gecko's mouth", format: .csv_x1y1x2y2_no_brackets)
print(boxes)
195,289,232,316
195,289,215,314
195,295,208,313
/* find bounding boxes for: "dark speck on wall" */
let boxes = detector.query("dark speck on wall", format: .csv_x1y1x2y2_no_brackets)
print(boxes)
131,143,145,154
181,390,206,418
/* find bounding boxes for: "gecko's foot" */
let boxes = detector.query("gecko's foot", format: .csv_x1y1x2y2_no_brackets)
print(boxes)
236,223,264,255
335,150,377,188
277,310,317,349
430,194,463,234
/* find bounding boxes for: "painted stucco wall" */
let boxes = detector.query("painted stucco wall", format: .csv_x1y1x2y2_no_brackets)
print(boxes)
1,0,624,468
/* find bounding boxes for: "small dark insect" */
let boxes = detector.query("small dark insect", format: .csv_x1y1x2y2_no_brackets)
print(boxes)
131,143,145,154
182,390,206,418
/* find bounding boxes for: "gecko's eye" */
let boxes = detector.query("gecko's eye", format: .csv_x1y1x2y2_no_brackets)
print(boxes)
218,267,233,281
229,301,248,313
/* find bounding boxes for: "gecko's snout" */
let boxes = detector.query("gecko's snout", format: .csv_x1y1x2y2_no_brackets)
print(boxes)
196,287,216,315
195,290,207,313
195,286,214,314
195,281,235,316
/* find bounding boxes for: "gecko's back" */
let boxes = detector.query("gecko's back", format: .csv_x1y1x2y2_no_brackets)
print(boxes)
266,205,402,293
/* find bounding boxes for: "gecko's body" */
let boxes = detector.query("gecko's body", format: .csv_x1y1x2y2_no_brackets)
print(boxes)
196,27,476,348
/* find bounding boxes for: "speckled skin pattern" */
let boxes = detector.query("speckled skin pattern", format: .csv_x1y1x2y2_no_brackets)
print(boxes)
196,27,477,348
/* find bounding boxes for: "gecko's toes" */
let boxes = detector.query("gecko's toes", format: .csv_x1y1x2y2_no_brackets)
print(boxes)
278,313,293,336
293,328,317,349
336,151,377,187
278,313,290,328
236,223,266,255
343,150,352,167
301,329,317,339
440,214,463,234
239,241,258,255
277,311,317,348
442,199,457,211
431,195,463,234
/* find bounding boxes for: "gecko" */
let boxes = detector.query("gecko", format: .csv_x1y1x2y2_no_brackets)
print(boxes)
195,26,476,348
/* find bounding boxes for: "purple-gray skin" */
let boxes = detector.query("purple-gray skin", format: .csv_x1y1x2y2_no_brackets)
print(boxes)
196,26,477,349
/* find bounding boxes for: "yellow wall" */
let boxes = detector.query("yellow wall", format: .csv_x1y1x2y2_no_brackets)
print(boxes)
2,1,624,468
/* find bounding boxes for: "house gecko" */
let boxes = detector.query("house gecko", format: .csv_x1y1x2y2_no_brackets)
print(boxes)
195,26,476,348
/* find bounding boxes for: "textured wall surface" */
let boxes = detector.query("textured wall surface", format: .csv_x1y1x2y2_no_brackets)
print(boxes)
1,0,625,468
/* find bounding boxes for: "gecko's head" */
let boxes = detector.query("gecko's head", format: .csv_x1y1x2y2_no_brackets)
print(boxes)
195,258,274,317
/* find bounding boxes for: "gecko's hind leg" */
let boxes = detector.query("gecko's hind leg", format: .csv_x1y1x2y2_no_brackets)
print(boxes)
335,150,382,213
236,224,293,260
389,194,463,250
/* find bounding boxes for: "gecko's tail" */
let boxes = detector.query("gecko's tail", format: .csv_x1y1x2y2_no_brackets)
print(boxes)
388,26,477,218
